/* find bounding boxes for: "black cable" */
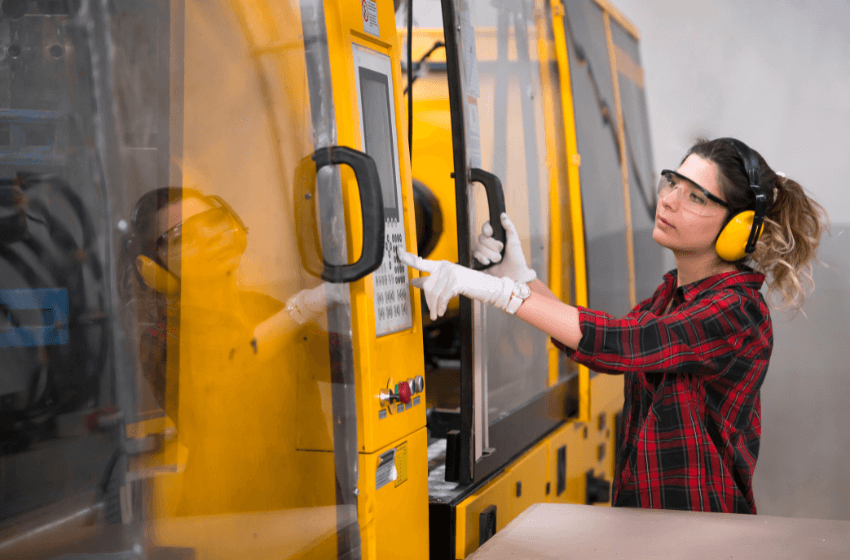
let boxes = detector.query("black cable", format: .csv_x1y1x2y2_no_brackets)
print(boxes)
97,448,121,499
623,120,655,220
407,0,413,157
403,41,445,96
562,14,621,161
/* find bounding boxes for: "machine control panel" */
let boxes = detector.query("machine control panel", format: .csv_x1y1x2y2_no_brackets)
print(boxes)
352,45,413,337
379,376,425,417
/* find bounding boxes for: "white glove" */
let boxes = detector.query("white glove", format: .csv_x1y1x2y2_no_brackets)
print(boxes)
472,212,537,283
397,247,516,321
285,282,347,325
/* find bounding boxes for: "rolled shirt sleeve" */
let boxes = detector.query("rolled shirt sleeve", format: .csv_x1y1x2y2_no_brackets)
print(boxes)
553,290,765,377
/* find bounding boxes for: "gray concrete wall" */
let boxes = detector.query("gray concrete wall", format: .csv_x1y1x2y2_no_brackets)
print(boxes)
607,0,850,519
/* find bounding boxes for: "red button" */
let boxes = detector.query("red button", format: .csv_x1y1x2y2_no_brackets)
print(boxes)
398,381,411,404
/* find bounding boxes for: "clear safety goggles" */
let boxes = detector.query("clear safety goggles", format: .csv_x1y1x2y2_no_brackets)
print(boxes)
656,169,730,218
156,196,247,256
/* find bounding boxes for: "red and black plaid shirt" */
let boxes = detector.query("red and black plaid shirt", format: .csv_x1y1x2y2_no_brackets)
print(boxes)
554,269,771,513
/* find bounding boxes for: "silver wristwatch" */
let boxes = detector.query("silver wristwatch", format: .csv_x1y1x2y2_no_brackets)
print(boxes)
505,282,531,315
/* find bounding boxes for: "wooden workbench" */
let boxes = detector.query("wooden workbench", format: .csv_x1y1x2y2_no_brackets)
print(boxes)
468,503,850,559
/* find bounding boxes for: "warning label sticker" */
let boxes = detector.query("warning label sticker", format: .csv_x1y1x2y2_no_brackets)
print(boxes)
362,0,379,37
394,442,408,487
376,448,397,490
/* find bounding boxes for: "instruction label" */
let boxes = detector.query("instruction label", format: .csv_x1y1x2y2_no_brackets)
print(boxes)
376,448,397,490
457,6,482,168
362,0,379,37
461,21,480,98
394,442,408,487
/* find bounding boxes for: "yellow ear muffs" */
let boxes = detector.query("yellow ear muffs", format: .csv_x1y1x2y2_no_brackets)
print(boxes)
136,255,181,296
715,210,764,262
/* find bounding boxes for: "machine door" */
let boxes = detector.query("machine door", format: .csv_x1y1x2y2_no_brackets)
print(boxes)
440,0,571,485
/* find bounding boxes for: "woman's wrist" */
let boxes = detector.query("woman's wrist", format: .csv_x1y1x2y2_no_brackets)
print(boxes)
528,278,560,301
514,290,583,349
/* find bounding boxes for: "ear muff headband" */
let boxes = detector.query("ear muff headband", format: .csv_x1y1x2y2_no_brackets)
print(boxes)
713,138,768,262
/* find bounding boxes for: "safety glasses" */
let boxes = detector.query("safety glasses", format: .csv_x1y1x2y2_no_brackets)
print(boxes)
657,169,729,217
156,195,248,255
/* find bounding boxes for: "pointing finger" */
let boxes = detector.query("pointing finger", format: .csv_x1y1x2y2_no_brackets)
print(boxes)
424,275,441,321
397,247,439,273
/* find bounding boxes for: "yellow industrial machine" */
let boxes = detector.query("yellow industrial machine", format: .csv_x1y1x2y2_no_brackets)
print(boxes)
0,0,658,559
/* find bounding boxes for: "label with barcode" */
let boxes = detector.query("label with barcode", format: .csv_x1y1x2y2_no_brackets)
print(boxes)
376,449,397,490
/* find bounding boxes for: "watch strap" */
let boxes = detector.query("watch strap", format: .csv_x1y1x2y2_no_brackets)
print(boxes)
505,294,524,314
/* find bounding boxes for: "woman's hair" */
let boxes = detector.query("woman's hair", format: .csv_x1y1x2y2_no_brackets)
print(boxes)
685,138,828,309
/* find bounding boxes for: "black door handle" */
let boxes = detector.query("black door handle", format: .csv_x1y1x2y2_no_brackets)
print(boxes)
469,168,506,271
295,146,385,283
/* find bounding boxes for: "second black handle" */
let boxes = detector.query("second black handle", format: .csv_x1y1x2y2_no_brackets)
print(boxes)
469,168,506,271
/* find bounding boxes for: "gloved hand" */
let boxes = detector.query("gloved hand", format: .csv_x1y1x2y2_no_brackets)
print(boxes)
472,212,537,283
285,282,347,325
397,247,516,321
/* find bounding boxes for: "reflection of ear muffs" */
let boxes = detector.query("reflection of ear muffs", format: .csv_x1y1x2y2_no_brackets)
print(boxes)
713,138,768,262
135,255,181,296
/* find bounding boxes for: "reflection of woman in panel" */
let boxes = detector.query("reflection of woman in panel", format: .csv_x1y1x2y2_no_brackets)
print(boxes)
122,187,335,514
400,138,827,513
123,188,261,419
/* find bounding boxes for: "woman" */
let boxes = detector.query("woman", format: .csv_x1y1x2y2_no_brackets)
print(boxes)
122,187,260,418
399,137,827,513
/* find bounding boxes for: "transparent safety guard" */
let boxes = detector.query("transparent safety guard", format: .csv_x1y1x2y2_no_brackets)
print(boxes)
561,0,631,317
460,0,552,442
0,1,361,558
0,2,144,557
609,18,665,302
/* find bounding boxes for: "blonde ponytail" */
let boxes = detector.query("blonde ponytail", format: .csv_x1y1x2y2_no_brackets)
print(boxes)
751,175,828,310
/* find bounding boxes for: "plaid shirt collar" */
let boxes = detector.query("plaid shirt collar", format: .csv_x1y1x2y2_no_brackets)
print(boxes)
661,268,766,309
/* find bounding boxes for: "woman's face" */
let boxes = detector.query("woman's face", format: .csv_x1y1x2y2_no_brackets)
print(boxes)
652,154,729,256
155,197,246,279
